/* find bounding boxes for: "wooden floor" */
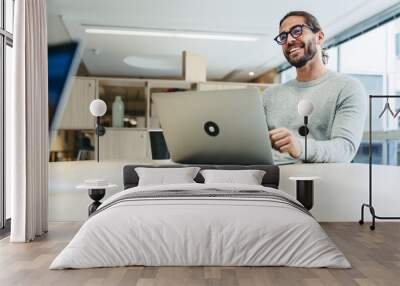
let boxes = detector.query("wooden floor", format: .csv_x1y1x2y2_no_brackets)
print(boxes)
0,222,399,286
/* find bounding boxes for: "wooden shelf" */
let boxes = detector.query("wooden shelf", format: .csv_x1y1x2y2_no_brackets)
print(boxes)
55,76,272,162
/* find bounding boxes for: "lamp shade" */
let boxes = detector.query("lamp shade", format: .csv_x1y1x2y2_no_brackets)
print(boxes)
89,99,107,117
297,99,314,117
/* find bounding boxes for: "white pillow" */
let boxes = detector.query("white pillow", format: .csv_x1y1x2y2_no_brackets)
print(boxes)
200,169,266,185
135,167,200,186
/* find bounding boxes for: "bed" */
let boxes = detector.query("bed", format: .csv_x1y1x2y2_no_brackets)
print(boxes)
50,164,350,269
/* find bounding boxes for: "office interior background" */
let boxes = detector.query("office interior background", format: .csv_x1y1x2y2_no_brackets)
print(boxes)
280,17,400,165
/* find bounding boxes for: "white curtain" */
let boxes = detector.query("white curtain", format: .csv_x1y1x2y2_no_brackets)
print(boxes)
8,0,48,242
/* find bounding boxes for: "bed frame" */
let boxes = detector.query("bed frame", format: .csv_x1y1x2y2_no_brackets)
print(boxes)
123,164,280,189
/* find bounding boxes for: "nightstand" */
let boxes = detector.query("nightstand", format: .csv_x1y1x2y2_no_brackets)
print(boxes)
76,182,117,216
289,176,320,210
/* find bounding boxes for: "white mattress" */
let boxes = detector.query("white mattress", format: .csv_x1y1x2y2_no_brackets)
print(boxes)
50,183,350,269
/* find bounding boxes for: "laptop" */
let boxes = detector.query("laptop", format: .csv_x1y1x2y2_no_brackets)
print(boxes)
152,87,274,165
48,41,80,142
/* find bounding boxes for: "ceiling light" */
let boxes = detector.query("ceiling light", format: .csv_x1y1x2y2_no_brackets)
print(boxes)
84,27,259,42
123,55,181,70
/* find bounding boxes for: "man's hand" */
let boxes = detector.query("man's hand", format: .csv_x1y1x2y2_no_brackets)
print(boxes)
269,128,302,159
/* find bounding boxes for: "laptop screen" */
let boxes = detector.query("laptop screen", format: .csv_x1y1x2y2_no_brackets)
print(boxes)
48,41,79,135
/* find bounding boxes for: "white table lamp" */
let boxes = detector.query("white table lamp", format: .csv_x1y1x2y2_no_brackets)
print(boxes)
89,99,107,162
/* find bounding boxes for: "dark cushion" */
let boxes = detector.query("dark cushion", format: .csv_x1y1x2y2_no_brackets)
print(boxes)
123,164,279,189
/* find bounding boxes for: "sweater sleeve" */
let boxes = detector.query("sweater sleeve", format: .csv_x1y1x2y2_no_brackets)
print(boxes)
300,78,367,163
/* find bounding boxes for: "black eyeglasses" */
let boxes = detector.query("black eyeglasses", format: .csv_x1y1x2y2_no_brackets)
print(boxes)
274,24,315,45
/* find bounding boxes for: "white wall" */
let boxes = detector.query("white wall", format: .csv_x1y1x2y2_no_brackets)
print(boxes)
49,160,141,221
49,161,400,222
280,163,399,221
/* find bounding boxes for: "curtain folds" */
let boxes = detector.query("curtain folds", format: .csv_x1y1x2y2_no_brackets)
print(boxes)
9,0,48,242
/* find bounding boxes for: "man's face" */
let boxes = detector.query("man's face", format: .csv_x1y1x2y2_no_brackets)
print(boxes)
279,16,318,68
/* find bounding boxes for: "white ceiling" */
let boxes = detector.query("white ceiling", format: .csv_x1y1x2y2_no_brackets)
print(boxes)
47,0,400,81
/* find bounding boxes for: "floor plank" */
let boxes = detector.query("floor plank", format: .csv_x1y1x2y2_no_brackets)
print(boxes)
0,222,399,286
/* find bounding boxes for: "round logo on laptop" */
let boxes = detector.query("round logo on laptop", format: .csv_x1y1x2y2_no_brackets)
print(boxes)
204,121,219,137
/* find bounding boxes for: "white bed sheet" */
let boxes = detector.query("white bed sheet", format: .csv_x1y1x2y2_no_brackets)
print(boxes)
50,183,350,269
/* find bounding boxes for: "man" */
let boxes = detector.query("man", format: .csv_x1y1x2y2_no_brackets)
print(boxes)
264,11,366,163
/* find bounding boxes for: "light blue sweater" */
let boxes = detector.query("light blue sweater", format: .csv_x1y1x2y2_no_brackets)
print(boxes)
263,70,367,163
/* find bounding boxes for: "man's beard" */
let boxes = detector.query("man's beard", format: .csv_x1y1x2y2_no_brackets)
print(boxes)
284,40,317,68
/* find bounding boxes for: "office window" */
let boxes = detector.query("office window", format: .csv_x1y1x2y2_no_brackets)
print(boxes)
340,25,387,75
342,17,400,165
345,74,384,132
353,141,383,164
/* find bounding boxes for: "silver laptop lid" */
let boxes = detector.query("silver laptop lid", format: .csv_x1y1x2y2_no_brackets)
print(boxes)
153,87,273,165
